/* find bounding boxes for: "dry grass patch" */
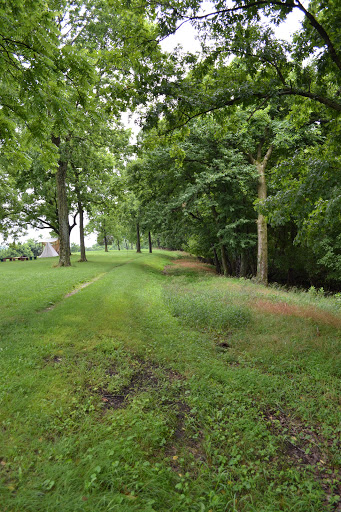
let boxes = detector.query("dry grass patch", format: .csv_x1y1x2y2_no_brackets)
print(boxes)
252,299,341,329
163,257,216,274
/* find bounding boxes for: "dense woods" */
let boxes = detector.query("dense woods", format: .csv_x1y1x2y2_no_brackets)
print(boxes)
1,0,341,289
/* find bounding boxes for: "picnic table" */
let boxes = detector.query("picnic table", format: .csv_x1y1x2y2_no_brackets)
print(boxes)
1,256,30,262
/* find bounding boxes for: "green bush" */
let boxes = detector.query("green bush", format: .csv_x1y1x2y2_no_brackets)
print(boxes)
0,239,41,258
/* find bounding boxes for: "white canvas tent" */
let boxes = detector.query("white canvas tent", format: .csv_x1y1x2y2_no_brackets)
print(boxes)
39,242,58,258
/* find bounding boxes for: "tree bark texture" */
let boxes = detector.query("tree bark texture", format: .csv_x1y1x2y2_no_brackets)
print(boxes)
136,223,141,253
220,245,230,276
256,161,268,285
212,246,222,274
148,231,152,253
52,135,71,267
247,142,273,286
104,236,108,252
56,159,71,266
239,252,247,277
117,239,120,250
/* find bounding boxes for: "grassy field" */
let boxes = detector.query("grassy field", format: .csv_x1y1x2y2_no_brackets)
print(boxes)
0,250,340,512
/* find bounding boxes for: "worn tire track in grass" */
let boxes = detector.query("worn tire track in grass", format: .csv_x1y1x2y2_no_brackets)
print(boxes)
42,255,145,312
1,251,340,512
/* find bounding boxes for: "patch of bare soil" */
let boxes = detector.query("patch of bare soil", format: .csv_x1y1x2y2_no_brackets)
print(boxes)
263,408,341,510
43,355,63,365
252,299,341,329
99,365,160,410
216,341,231,349
163,258,216,275
98,359,184,410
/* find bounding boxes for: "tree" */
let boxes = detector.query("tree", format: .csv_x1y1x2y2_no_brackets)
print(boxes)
263,133,341,286
1,0,170,267
128,117,258,272
144,0,341,124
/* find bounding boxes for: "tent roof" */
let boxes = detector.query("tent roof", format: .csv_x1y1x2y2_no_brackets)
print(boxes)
39,242,58,258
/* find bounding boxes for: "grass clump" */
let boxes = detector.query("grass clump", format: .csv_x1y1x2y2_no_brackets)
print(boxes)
164,286,251,330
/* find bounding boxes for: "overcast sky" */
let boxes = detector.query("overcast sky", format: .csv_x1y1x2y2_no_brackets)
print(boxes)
4,4,305,248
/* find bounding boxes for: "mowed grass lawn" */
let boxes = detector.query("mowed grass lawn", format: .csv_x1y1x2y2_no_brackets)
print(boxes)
0,250,340,512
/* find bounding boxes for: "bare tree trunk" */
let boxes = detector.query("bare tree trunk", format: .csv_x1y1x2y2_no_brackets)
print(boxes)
136,223,141,253
221,245,229,276
53,135,71,267
117,239,120,250
104,236,108,252
148,231,152,253
256,160,269,285
247,142,273,286
256,213,268,284
240,252,247,277
212,246,222,274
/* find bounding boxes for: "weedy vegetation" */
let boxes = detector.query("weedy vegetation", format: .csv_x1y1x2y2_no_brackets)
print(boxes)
0,251,340,511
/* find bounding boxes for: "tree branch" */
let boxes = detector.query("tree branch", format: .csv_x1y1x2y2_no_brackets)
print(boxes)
295,0,341,71
257,138,265,160
278,88,341,111
182,1,296,22
188,211,203,221
35,218,59,234
182,0,341,71
161,87,341,134
69,211,78,233
246,152,256,165
263,144,273,167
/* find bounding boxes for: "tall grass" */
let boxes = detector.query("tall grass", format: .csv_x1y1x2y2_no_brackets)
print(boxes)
164,286,251,329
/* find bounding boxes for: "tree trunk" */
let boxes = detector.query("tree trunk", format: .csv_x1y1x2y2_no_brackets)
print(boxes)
148,231,152,253
240,252,247,277
52,134,71,267
136,223,141,253
104,236,108,252
117,239,120,250
220,245,229,276
212,246,222,274
256,161,268,285
54,146,71,267
78,200,87,262
247,142,273,286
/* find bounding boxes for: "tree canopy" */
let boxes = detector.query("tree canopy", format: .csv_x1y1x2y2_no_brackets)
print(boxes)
1,0,340,289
